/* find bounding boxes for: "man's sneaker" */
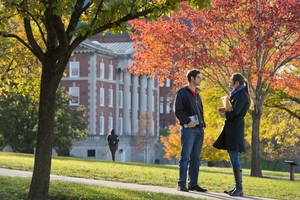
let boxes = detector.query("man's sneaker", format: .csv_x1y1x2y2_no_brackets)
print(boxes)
188,185,207,192
177,185,189,192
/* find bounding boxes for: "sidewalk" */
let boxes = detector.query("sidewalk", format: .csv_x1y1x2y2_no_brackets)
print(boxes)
0,168,275,200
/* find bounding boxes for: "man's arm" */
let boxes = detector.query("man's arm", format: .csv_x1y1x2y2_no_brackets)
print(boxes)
174,89,191,125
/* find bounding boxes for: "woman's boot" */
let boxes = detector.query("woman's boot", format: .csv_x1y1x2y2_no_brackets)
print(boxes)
224,187,235,194
229,168,243,196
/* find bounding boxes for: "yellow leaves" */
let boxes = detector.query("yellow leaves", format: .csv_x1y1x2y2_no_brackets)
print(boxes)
160,124,181,160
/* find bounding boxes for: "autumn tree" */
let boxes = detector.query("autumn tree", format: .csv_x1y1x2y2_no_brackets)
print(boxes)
160,124,181,160
260,88,300,170
0,1,211,198
128,0,300,177
134,110,156,163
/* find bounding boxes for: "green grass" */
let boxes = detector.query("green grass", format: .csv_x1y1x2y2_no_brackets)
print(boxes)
0,152,300,200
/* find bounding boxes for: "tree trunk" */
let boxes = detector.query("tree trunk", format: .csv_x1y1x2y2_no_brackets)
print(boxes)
273,160,279,171
28,62,62,200
250,112,263,177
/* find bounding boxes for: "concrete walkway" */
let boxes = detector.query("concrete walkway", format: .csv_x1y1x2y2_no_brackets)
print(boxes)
0,168,276,200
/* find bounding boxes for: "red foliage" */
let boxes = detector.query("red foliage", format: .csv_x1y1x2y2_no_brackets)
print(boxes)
128,0,300,94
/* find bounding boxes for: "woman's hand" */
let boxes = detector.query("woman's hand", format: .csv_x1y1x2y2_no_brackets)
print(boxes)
218,107,226,118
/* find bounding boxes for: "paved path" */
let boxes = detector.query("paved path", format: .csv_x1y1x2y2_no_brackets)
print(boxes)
0,168,276,200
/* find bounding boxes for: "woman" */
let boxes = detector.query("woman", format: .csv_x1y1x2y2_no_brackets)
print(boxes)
213,73,250,197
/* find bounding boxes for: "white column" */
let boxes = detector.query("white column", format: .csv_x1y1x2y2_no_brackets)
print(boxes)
147,78,154,114
115,69,120,135
88,54,97,134
147,78,154,135
131,74,138,134
139,74,147,115
123,71,131,135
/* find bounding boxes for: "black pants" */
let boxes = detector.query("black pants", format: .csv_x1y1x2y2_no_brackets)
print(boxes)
109,145,118,161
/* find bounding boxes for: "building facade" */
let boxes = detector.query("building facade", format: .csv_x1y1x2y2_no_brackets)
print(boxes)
60,34,176,163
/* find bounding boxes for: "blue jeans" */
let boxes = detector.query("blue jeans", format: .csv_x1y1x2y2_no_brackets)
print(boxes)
228,150,241,168
178,127,204,187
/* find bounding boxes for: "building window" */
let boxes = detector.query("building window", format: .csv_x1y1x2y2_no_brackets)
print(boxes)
100,63,104,79
166,78,170,87
119,71,123,82
69,87,79,106
108,117,113,131
160,102,164,114
160,96,164,114
99,116,104,135
100,88,104,106
109,64,113,80
118,118,123,135
166,120,172,127
159,120,165,128
70,62,79,77
119,91,123,108
87,149,95,157
166,103,170,114
108,89,113,107
166,97,171,114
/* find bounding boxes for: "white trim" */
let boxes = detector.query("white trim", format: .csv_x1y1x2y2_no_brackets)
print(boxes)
70,62,80,77
100,63,105,79
69,87,79,106
109,89,113,107
100,88,104,106
99,116,104,135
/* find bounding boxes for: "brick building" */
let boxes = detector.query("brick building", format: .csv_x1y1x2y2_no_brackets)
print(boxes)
60,34,176,163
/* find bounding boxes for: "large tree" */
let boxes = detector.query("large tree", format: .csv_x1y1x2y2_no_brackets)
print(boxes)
0,0,211,199
128,0,300,177
0,87,88,155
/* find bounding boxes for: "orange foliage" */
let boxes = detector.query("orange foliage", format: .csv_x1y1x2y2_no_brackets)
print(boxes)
128,0,300,93
160,124,181,160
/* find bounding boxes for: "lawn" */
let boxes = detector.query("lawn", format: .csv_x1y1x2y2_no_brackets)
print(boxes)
0,152,299,200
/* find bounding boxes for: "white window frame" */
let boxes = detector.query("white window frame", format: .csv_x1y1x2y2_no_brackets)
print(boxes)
69,87,79,106
99,116,104,135
160,102,164,114
119,71,123,82
109,64,113,80
166,103,170,114
108,117,113,131
100,63,104,79
108,89,113,107
118,118,123,135
100,88,104,106
166,97,170,114
70,62,79,77
119,91,123,108
166,78,171,87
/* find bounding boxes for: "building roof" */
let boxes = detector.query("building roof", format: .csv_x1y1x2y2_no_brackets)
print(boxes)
77,40,134,57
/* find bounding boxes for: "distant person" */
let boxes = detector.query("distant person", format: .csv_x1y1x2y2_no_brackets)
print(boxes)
107,129,119,161
213,73,250,197
174,69,207,193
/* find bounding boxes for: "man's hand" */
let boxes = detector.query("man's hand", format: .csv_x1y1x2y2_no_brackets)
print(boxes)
187,121,198,128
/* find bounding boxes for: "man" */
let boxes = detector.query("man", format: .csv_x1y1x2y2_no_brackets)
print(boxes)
107,128,119,161
174,69,207,192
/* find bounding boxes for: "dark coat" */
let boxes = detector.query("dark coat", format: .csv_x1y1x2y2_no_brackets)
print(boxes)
213,89,249,152
174,86,205,127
